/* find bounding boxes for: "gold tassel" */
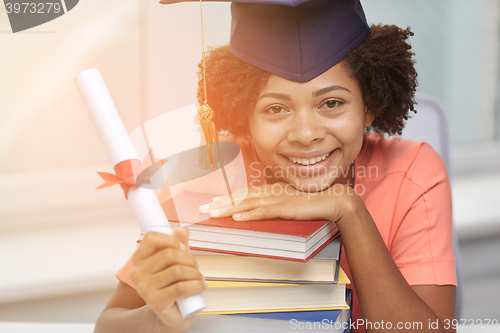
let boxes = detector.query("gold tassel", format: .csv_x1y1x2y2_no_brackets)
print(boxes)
196,0,234,207
196,0,221,171
197,103,221,171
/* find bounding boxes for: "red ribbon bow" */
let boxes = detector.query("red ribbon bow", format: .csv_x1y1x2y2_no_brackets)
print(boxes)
96,148,165,199
97,159,141,200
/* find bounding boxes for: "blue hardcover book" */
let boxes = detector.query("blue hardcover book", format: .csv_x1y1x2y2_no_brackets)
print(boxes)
230,308,343,322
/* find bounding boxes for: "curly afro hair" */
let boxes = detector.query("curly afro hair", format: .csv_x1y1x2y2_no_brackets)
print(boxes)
343,24,417,135
198,24,417,137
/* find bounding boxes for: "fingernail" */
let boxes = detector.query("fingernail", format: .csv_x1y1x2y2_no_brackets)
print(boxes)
233,213,241,219
204,282,209,290
179,243,187,251
212,196,222,202
209,209,220,217
199,203,210,213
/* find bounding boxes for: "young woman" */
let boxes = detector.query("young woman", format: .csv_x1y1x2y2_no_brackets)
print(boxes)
94,1,457,332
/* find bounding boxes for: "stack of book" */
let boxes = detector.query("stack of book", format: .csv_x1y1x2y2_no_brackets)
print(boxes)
163,192,339,261
162,192,352,332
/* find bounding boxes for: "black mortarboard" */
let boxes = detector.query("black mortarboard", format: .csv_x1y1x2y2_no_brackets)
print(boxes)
161,0,370,82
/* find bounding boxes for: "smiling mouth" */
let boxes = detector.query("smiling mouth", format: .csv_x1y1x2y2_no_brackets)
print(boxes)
286,150,334,166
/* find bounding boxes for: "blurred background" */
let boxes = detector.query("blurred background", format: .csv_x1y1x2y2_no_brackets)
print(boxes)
0,0,499,324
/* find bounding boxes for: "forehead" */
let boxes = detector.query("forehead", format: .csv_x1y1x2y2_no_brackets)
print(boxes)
259,61,357,93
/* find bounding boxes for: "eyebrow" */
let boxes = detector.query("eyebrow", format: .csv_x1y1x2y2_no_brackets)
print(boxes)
312,85,350,97
258,92,292,101
258,85,350,101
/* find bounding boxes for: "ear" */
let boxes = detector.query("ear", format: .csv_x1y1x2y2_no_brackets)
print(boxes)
364,107,375,127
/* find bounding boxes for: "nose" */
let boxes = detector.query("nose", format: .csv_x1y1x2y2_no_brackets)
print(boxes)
286,109,326,145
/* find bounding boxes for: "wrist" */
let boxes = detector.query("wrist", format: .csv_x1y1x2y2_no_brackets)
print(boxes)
151,306,193,333
334,186,364,231
155,317,184,333
141,307,173,333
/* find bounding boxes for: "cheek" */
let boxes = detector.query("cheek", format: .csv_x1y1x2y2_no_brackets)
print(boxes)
327,112,365,159
330,112,365,142
248,117,280,163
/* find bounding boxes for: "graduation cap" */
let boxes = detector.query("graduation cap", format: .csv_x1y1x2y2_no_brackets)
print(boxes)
160,0,370,82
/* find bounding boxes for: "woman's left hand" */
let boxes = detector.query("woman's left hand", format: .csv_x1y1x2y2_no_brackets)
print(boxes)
198,182,356,222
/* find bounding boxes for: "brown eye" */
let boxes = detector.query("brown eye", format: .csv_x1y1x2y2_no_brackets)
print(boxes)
265,105,287,114
322,100,341,109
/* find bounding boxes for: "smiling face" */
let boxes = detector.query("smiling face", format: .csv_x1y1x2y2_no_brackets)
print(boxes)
248,61,374,192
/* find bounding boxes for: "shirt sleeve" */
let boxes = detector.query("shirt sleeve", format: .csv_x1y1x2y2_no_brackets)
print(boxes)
390,143,457,286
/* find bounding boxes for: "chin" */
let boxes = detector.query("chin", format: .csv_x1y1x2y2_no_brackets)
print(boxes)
289,177,334,193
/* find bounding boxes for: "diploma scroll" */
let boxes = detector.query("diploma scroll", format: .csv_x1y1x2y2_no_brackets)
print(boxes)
74,68,206,318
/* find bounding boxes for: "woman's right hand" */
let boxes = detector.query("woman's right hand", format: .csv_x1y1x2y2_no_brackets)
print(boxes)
129,227,207,333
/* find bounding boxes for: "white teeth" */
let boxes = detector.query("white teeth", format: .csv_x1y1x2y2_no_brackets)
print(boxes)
287,151,333,166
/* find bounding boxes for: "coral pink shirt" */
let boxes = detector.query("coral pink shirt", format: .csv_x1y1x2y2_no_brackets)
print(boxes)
117,131,456,329
345,132,456,330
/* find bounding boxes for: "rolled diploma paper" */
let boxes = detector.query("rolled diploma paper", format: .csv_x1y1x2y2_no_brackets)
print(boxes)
74,68,206,318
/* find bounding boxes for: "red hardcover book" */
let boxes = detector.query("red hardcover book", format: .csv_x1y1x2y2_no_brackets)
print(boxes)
161,192,338,262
